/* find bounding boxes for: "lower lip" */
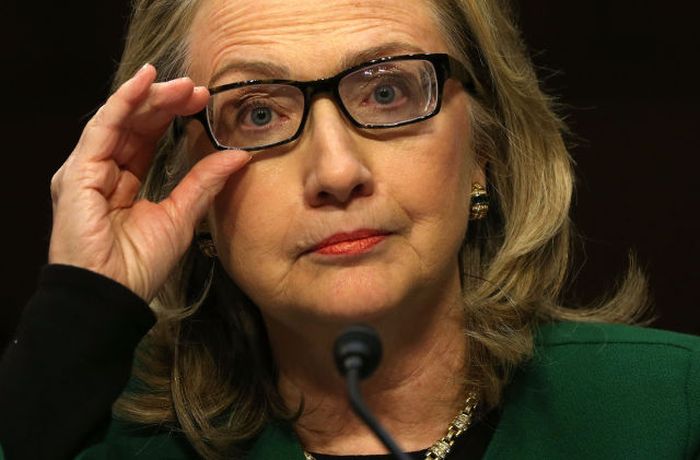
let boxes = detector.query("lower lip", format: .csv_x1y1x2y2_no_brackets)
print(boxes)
315,235,387,256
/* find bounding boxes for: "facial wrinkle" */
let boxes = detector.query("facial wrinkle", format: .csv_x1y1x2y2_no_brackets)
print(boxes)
190,0,438,83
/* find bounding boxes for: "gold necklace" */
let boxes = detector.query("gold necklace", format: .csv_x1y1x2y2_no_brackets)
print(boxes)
303,392,479,460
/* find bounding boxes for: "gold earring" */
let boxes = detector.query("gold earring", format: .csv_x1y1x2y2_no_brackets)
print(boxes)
469,183,489,221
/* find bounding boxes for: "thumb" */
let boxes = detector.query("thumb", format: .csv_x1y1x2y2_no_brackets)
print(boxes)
161,150,252,235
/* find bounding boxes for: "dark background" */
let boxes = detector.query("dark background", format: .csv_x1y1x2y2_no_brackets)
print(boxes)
1,2,698,349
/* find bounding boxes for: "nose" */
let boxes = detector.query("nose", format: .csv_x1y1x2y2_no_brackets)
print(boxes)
302,97,374,207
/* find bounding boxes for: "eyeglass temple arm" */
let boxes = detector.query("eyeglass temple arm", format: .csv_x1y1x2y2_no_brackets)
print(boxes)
447,56,478,95
171,109,209,144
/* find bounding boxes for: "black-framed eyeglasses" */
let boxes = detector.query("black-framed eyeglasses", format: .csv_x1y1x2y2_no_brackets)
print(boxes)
179,53,475,152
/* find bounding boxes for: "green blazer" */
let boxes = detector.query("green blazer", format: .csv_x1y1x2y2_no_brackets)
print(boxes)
3,322,699,459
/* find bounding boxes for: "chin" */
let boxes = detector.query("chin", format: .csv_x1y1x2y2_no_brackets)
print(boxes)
246,262,437,328
295,277,412,324
320,296,397,323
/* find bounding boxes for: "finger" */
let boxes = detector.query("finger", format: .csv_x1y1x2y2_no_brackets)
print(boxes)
106,170,142,209
128,81,208,137
75,64,157,163
57,158,122,208
160,150,252,237
111,83,209,177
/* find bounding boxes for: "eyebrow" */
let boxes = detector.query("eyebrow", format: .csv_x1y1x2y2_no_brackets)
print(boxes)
209,61,290,87
339,42,427,69
208,41,428,87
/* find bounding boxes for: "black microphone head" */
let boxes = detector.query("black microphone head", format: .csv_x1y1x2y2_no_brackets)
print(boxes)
333,324,382,380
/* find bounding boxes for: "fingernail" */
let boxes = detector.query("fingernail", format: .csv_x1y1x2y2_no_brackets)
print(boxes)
228,150,253,161
134,63,152,78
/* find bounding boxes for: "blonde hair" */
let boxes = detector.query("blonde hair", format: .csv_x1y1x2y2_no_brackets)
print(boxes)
112,0,649,458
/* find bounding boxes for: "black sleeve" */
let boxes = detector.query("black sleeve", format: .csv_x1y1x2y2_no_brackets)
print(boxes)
0,264,156,460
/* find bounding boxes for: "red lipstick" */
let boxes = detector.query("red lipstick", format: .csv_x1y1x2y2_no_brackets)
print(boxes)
312,230,388,256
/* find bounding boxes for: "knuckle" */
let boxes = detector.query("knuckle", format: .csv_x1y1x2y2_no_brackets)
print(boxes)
50,167,62,187
90,104,110,128
59,160,109,192
76,161,108,185
50,170,62,199
50,158,72,194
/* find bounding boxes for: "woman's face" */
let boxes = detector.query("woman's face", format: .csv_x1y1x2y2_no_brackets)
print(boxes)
188,0,482,324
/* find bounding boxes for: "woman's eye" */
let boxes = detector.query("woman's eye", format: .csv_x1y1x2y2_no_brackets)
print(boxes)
373,85,397,105
249,106,273,126
236,103,281,129
362,80,409,109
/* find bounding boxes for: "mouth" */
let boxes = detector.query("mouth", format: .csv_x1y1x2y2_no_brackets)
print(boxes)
309,229,391,256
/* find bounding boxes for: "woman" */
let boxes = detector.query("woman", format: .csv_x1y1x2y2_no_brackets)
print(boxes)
1,0,698,459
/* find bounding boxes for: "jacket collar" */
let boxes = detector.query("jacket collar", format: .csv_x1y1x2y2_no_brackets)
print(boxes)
247,422,305,459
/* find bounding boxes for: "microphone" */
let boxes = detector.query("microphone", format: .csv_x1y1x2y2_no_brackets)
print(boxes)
333,325,411,460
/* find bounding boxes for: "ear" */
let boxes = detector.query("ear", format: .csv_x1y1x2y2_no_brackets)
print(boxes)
471,155,487,187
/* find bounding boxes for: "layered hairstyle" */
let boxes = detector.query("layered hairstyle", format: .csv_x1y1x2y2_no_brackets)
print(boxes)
111,0,649,458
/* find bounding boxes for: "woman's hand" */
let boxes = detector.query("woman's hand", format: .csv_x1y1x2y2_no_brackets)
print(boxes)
48,64,250,302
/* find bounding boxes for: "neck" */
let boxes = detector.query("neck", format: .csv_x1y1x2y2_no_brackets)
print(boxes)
265,278,469,455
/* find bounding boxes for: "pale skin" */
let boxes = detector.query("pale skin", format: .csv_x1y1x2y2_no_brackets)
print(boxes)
49,68,252,302
50,0,484,455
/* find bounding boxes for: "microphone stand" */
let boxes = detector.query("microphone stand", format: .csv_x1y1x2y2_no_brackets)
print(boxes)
334,325,412,460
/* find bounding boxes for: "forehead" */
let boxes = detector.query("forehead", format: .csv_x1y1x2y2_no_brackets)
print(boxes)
188,0,446,84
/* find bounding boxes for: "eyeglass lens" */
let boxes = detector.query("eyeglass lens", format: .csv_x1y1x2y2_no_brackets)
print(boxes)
207,59,439,150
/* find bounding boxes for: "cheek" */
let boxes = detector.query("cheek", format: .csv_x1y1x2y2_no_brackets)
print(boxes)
210,175,248,270
209,163,298,291
394,104,473,225
391,96,474,263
